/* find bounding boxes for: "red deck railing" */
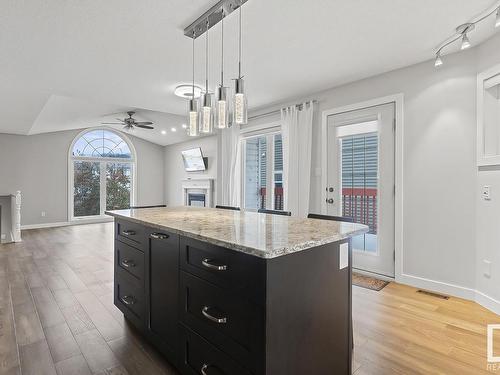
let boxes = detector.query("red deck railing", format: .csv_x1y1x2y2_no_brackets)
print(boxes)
342,188,377,234
259,187,284,211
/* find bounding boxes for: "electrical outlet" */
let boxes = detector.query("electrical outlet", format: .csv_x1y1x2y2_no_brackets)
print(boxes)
483,259,492,278
41,211,46,217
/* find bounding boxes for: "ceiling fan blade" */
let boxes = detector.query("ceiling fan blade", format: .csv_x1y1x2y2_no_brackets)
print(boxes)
136,124,154,129
116,118,125,122
101,122,124,125
134,122,153,125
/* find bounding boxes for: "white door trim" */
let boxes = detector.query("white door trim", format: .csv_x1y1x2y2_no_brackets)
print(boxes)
321,94,404,283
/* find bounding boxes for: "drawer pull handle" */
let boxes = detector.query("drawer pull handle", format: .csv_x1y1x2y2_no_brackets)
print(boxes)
150,233,169,240
202,306,227,324
121,259,136,268
122,230,136,236
120,295,136,306
201,364,224,375
201,259,227,271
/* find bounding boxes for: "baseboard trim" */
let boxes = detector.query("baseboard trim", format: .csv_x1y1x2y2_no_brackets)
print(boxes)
475,290,500,316
21,218,113,230
397,273,475,300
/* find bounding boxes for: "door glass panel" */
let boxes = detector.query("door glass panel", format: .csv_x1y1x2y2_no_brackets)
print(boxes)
73,161,100,217
244,136,267,210
340,133,378,253
106,163,132,211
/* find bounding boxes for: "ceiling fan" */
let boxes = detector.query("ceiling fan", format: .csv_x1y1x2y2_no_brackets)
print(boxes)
101,111,154,130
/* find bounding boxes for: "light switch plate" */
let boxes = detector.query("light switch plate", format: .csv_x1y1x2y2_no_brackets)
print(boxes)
483,259,492,278
339,243,349,270
482,185,491,200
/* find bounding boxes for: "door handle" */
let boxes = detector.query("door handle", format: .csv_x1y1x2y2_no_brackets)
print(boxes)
120,295,136,305
201,364,224,375
122,230,136,236
326,198,334,204
120,259,136,268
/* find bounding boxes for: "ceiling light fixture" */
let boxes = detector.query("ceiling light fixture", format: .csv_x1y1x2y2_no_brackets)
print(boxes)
434,52,443,67
188,32,199,137
175,84,202,99
199,18,214,134
215,14,230,129
171,127,177,132
161,130,167,135
433,1,500,68
233,5,248,125
181,123,187,129
460,32,471,50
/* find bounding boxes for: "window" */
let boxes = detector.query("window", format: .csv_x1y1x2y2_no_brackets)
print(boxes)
242,131,284,211
70,129,135,220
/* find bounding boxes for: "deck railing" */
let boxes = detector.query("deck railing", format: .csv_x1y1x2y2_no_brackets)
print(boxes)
259,187,284,211
342,188,377,234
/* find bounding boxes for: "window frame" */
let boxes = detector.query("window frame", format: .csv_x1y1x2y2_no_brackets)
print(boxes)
68,127,137,222
239,122,282,211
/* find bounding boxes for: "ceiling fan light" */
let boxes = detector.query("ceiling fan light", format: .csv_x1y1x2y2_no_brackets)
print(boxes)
175,84,202,99
461,33,471,50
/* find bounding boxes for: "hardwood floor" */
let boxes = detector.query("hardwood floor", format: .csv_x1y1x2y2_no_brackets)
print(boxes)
0,223,498,374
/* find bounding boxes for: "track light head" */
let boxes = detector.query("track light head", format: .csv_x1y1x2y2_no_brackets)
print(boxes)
496,7,500,28
434,53,443,67
461,33,471,50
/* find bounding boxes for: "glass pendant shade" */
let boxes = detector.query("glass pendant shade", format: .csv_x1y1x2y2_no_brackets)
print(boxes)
188,98,199,137
496,8,500,28
199,92,214,133
216,86,230,129
233,78,247,125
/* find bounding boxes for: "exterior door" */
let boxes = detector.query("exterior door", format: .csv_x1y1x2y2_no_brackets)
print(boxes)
326,103,395,277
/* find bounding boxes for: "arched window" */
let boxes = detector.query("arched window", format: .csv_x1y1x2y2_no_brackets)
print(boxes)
69,129,136,220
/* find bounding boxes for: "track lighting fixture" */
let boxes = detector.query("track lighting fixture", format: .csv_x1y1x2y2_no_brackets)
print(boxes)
460,33,471,50
434,53,443,67
434,2,500,68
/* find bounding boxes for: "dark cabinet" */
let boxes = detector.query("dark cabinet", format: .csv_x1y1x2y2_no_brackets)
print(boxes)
145,229,179,365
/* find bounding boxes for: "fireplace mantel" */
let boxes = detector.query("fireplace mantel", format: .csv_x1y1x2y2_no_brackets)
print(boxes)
181,179,214,208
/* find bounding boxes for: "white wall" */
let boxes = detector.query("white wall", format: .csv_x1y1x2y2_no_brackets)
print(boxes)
164,136,217,206
0,129,165,226
248,32,500,311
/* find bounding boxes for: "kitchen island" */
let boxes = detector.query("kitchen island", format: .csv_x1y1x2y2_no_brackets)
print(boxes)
105,206,368,375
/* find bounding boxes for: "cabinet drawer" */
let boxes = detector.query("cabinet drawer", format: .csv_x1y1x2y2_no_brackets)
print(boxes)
116,219,146,250
179,325,252,375
180,237,266,305
115,240,144,282
114,272,145,326
180,272,263,372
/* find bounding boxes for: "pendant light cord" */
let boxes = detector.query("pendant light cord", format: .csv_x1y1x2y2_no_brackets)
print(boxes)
238,6,242,79
221,16,224,87
205,18,209,93
192,31,195,97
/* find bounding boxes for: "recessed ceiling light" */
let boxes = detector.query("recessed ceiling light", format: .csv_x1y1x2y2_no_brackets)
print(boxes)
181,124,188,129
161,130,167,135
174,84,203,99
171,127,177,132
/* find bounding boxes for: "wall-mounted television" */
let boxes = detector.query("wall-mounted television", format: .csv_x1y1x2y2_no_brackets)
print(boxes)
181,147,207,172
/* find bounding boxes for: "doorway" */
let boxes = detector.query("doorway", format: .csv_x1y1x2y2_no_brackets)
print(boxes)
325,102,396,278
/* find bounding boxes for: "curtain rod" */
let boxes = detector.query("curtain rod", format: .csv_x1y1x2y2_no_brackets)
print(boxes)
248,100,317,121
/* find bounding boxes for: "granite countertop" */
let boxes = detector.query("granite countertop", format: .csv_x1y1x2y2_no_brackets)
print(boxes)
105,206,369,259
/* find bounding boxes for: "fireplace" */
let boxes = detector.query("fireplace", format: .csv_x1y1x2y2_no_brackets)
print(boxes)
182,179,214,208
188,193,206,207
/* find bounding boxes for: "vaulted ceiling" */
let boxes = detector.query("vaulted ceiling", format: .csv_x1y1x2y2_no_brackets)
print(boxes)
0,0,498,145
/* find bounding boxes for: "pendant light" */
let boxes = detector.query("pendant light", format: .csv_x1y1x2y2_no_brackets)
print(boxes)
215,14,230,129
188,32,199,137
199,19,214,134
434,52,443,67
460,32,471,50
233,6,248,125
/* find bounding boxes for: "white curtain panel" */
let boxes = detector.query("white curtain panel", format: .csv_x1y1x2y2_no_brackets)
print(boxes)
281,101,314,217
218,124,241,207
